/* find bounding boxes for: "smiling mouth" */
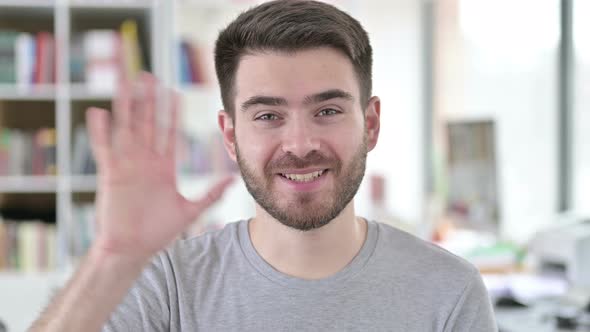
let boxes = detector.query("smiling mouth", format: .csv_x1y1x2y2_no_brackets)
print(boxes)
279,169,328,182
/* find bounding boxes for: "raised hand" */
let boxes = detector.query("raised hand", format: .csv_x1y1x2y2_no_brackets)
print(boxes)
86,72,233,262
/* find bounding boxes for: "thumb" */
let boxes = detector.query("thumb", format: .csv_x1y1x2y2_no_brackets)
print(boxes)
183,176,235,221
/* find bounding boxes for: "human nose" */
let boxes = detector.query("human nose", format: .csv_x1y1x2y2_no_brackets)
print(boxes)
280,118,321,158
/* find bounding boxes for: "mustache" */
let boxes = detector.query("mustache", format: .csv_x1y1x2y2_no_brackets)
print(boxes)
266,151,340,172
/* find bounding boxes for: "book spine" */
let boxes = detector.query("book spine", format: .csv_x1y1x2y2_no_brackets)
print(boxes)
33,32,46,84
15,33,35,88
179,41,191,84
0,129,11,175
120,19,144,81
0,221,57,272
0,221,6,270
84,30,121,92
185,42,200,84
7,223,18,270
46,225,56,270
0,31,18,83
37,222,47,271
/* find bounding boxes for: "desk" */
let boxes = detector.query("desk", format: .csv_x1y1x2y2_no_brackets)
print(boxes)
495,300,590,332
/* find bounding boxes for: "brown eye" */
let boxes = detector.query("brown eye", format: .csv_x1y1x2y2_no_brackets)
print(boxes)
256,113,280,121
317,108,340,116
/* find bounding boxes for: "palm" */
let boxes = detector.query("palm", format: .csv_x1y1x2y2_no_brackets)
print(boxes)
86,73,232,260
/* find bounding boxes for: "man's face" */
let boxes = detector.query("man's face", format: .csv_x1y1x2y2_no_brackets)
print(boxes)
220,47,380,231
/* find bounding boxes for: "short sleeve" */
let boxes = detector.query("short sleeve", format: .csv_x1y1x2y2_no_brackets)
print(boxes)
443,269,498,332
102,253,171,332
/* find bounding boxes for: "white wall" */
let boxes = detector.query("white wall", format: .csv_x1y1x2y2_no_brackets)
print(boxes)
573,0,590,216
353,0,425,226
440,0,560,242
573,64,590,215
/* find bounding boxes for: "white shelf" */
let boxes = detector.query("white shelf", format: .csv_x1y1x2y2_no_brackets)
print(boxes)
0,0,54,8
177,0,256,12
68,0,153,9
70,175,97,192
0,84,56,101
0,176,58,193
177,84,217,95
69,84,114,101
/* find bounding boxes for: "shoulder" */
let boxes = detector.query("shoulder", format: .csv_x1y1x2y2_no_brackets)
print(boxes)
370,221,494,327
372,221,481,290
155,220,244,274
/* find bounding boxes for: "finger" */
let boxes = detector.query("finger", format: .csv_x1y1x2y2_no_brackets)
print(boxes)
138,72,157,148
184,176,235,220
86,107,113,169
164,90,180,158
113,78,132,130
129,77,144,132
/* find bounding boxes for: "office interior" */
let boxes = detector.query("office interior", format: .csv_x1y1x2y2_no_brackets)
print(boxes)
0,0,588,331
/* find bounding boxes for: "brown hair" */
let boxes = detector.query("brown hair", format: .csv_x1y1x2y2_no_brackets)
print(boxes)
214,0,373,118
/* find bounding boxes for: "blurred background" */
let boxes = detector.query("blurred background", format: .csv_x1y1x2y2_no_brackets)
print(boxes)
0,0,588,331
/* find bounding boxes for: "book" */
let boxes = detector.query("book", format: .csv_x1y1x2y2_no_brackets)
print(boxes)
179,41,192,84
0,129,11,175
18,222,35,272
0,128,57,176
8,130,26,176
0,220,6,270
70,35,85,83
84,30,121,92
6,222,18,269
75,20,148,90
120,19,144,81
72,126,96,175
178,38,207,85
37,128,57,175
0,219,57,272
0,30,54,86
15,32,36,88
0,30,19,83
33,31,56,84
69,204,95,258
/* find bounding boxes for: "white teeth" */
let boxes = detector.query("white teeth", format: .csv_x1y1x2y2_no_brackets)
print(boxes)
282,170,325,182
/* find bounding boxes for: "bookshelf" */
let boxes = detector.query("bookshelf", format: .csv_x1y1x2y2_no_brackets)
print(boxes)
0,0,255,329
0,0,260,273
0,1,167,329
168,0,256,233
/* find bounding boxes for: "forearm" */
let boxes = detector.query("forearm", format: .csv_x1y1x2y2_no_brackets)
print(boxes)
30,244,149,332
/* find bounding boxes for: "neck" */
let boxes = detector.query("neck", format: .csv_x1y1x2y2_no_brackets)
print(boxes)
248,202,367,280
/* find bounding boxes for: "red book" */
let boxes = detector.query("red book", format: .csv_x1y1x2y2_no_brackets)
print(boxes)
33,32,45,84
46,33,55,83
33,32,55,84
195,45,208,84
186,42,206,84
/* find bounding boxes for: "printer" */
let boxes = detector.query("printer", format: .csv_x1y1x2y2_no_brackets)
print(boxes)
529,219,590,288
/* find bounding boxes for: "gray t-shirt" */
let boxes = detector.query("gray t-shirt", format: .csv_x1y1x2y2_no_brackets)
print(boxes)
104,220,497,331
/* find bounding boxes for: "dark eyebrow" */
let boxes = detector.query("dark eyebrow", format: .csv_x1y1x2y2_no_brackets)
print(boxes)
240,89,354,112
240,96,287,112
303,89,354,105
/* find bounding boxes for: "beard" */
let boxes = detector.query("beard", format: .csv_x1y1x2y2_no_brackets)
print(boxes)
235,134,367,231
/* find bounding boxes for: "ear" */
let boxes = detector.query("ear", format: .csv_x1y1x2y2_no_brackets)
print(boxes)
364,96,381,151
218,110,237,162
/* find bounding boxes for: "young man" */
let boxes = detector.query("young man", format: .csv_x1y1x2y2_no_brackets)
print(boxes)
31,1,497,331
